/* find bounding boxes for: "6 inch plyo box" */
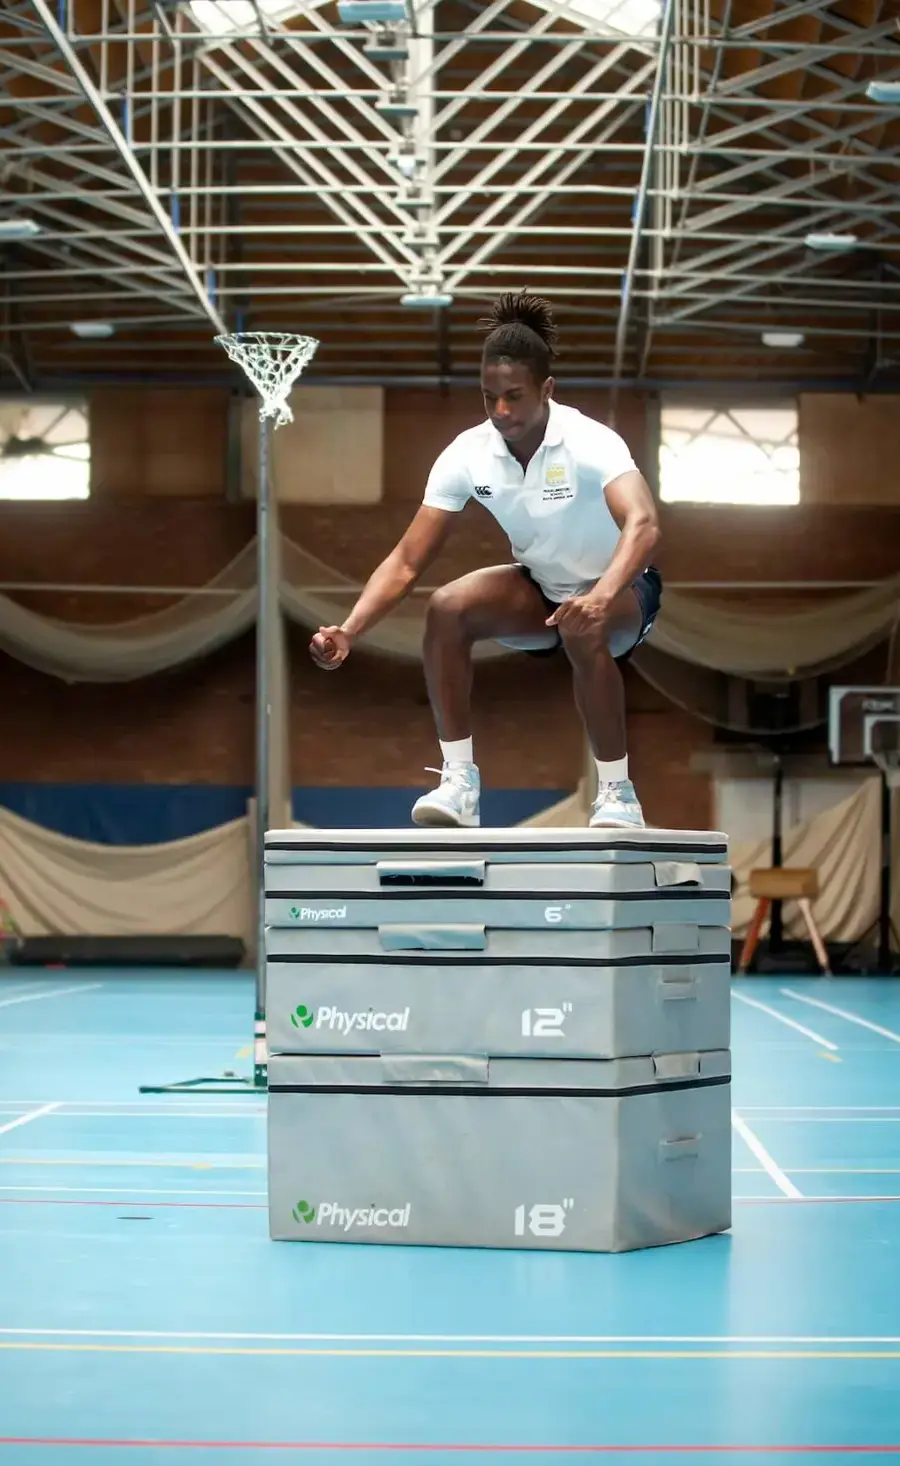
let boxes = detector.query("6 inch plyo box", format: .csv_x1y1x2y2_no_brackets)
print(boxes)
263,828,731,937
267,1050,732,1253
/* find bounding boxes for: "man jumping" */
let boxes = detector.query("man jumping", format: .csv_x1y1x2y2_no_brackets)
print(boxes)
309,290,662,830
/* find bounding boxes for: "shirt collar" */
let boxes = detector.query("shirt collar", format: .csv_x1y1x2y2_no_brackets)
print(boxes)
488,399,563,457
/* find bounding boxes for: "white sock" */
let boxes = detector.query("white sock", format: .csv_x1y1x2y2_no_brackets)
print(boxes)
440,736,474,767
595,754,628,784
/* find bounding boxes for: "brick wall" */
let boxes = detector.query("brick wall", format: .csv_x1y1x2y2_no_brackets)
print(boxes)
1,385,897,829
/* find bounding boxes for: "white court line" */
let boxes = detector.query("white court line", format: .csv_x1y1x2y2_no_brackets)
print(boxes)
731,1110,802,1198
0,983,103,1010
0,1156,264,1168
737,1194,900,1204
0,1113,266,1123
781,987,900,1045
1,1327,899,1344
0,1185,267,1197
732,990,839,1050
737,1167,900,1175
11,1101,892,1116
0,1103,61,1137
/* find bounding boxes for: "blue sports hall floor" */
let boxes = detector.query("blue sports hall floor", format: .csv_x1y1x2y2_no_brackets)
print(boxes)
1,968,899,1464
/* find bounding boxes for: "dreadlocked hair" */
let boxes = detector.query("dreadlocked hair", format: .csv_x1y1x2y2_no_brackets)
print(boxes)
479,290,559,383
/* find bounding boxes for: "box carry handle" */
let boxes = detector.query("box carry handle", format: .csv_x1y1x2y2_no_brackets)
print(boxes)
653,861,703,887
652,1052,701,1080
658,971,698,1001
378,923,487,951
376,859,486,887
651,924,701,954
658,1135,702,1161
381,1055,489,1086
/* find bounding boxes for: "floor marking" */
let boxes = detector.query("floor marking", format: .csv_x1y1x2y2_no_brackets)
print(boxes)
3,1035,248,1045
0,1196,265,1210
736,1195,900,1204
781,988,900,1045
732,1117,900,1125
1,1441,900,1455
0,982,103,1010
0,1102,61,1137
731,992,839,1051
0,1100,266,1109
0,1157,264,1169
0,1185,268,1197
0,1194,896,1210
3,1329,900,1345
0,1102,266,1114
731,1112,802,1199
1,1340,900,1359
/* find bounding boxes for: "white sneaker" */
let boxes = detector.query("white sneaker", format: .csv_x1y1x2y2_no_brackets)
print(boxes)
411,763,481,828
589,778,645,830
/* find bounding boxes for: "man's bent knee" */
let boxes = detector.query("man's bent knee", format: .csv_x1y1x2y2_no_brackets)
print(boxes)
426,581,475,637
558,620,613,665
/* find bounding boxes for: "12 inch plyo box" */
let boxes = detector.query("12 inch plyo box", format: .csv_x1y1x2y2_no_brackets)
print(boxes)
266,954,730,1059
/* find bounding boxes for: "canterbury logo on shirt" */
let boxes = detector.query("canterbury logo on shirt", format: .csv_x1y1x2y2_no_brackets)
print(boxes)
474,484,493,497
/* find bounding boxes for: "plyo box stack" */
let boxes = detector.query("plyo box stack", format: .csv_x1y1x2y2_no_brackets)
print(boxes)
265,825,732,1253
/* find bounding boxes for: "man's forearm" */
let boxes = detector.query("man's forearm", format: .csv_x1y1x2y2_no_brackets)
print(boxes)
341,553,420,639
589,515,659,605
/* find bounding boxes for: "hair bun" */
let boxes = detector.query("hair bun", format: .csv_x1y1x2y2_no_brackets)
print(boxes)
480,290,558,356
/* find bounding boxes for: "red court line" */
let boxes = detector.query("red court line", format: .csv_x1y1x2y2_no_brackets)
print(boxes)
1,1442,900,1454
3,1196,900,1212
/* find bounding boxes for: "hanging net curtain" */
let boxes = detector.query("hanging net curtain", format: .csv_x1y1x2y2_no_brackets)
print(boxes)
2,529,899,687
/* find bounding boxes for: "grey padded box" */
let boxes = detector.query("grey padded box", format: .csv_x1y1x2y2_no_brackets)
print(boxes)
264,828,731,947
265,827,730,866
265,860,732,896
267,1050,732,1253
266,957,731,1059
265,923,733,962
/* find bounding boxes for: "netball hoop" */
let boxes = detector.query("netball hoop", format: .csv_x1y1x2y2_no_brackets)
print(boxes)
216,332,319,427
140,332,319,1096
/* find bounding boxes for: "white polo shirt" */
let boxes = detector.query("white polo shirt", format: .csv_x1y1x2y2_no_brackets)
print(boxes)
422,399,638,603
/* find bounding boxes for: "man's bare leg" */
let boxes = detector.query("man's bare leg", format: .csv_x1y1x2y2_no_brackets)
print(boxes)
421,565,553,740
557,589,646,828
559,588,643,762
412,566,553,826
414,567,646,828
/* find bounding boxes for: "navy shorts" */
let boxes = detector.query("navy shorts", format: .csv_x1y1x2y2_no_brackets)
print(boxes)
517,564,663,661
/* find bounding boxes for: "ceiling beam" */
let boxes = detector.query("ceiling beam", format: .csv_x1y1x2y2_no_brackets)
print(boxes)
27,0,224,331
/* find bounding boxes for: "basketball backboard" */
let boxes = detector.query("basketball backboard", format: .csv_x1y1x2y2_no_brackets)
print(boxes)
828,685,900,766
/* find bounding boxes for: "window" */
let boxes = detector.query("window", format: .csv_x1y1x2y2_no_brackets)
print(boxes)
658,400,800,506
187,0,304,33
0,400,90,501
533,0,662,39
